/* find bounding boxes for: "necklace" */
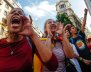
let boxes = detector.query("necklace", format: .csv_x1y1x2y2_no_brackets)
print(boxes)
10,48,14,55
7,36,23,55
11,51,14,55
9,44,14,55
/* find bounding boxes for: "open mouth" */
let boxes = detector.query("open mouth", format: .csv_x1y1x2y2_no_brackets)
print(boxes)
51,25,56,28
12,17,20,24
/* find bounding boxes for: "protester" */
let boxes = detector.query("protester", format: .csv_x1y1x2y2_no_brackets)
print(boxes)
70,8,91,72
87,38,91,52
65,29,82,72
0,8,58,72
42,19,74,72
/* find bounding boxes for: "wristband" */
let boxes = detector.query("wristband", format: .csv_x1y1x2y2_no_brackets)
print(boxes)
79,57,84,61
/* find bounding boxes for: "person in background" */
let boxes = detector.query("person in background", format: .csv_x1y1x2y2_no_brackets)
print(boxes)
42,19,74,72
87,38,91,52
0,8,58,72
65,29,82,72
70,8,91,72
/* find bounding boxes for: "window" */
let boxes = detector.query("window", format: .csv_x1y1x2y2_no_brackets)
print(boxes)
0,0,3,5
64,13,68,16
59,4,66,9
0,26,4,35
90,24,91,27
4,11,7,16
2,18,7,25
12,3,15,7
5,4,9,9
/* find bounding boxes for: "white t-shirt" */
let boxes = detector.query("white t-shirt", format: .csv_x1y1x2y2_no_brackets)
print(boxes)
70,43,82,72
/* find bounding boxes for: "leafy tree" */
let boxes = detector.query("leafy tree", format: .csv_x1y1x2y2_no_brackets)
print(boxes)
56,13,72,26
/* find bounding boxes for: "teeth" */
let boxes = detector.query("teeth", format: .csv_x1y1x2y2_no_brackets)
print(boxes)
13,18,19,19
12,17,19,21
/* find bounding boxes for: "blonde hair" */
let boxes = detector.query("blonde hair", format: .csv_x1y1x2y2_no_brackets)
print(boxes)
44,19,54,37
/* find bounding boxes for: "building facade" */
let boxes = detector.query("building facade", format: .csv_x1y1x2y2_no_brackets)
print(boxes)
32,23,43,37
0,0,20,24
56,0,91,38
0,0,20,39
84,0,91,16
56,0,81,29
0,0,43,38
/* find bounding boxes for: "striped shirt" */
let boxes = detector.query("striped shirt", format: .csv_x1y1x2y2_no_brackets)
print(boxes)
42,42,66,72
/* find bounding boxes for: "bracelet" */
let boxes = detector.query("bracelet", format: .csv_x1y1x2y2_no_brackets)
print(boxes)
79,57,84,61
47,35,51,38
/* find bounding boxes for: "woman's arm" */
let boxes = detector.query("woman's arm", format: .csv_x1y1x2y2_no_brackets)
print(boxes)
81,8,88,33
62,32,74,58
19,16,58,71
77,56,91,65
57,24,74,58
31,33,58,71
42,37,52,51
31,35,53,62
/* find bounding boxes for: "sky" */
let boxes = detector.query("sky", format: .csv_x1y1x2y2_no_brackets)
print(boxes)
69,0,91,32
17,0,91,32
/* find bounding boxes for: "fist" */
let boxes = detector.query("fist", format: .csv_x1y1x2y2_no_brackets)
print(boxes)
46,23,53,37
84,8,88,15
19,15,35,36
56,24,64,35
83,59,91,65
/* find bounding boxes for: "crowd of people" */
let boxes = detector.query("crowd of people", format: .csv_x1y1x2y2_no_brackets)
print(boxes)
0,7,91,72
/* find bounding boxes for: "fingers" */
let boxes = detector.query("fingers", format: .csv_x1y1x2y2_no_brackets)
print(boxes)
18,31,25,35
6,14,13,25
46,23,50,29
21,15,32,30
83,59,91,65
29,15,32,24
21,15,28,20
85,8,88,12
18,29,29,35
46,23,51,33
84,8,88,14
20,15,29,26
21,15,32,25
46,24,53,37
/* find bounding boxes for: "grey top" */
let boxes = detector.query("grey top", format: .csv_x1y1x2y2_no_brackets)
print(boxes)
42,42,66,72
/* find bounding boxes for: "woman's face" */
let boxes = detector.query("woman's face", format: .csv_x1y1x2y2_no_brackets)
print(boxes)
6,8,25,33
70,26,77,34
46,19,57,33
65,30,70,38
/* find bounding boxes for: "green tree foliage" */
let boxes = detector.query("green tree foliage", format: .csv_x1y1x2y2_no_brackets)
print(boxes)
56,13,72,26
